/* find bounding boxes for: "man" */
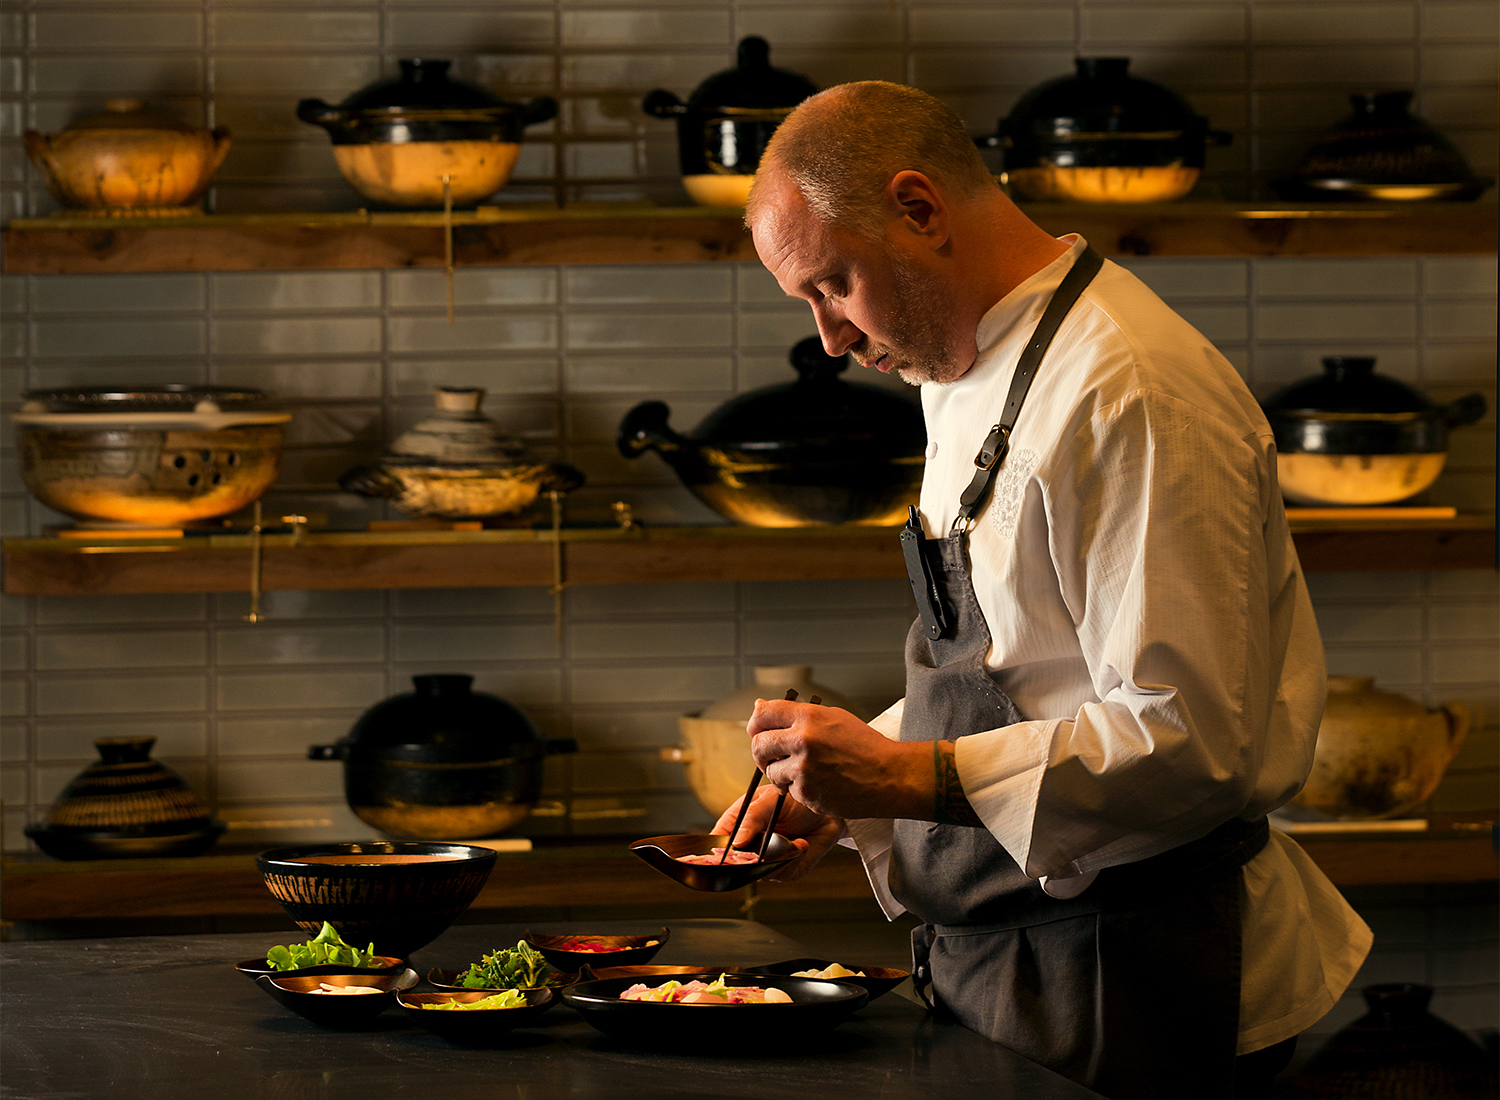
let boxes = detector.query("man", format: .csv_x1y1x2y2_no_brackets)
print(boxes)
716,82,1371,1100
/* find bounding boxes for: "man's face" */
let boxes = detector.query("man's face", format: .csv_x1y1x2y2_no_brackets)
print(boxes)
750,174,969,386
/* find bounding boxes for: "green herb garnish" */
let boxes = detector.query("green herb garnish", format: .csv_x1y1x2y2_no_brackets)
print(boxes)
266,921,379,971
457,940,551,990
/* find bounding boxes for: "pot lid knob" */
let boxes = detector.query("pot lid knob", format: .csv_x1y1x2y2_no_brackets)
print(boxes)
432,386,486,417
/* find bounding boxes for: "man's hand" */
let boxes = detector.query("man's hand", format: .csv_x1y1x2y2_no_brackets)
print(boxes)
746,699,933,821
711,785,843,883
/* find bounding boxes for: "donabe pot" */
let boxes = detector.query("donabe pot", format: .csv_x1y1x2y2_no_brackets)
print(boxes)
298,58,556,208
642,36,816,208
13,385,290,528
987,57,1230,203
310,674,577,840
24,98,231,215
618,337,925,527
339,386,583,519
1262,357,1486,506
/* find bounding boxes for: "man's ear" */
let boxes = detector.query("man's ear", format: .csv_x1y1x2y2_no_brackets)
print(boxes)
887,170,950,251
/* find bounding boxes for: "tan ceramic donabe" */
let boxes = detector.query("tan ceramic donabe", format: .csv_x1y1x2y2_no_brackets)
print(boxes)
1290,675,1471,820
332,140,520,206
1006,165,1200,203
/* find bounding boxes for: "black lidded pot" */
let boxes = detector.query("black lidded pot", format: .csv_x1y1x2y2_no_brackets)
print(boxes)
642,36,818,207
989,56,1230,203
310,674,577,841
617,336,925,527
1272,90,1493,202
1261,356,1486,506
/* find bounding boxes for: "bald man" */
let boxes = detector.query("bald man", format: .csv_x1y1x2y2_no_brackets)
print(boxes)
716,82,1369,1100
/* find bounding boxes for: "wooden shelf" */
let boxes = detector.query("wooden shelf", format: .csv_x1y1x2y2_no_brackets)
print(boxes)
1,515,1492,596
3,201,1495,274
3,816,1493,924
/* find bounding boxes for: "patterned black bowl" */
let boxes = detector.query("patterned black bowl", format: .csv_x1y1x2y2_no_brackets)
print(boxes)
255,842,497,958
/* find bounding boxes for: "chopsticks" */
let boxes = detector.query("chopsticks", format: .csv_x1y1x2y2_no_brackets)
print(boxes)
719,687,819,865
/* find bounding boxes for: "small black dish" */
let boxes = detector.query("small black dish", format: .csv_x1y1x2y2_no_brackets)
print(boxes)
747,958,911,1003
523,928,669,970
425,966,578,1011
234,954,407,981
628,833,797,892
397,988,554,1045
561,973,868,1045
254,969,418,1029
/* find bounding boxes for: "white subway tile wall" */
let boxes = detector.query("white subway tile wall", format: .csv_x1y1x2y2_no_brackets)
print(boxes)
0,0,1494,1050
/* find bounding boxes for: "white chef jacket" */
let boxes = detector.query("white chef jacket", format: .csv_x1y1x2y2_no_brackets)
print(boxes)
845,236,1372,1055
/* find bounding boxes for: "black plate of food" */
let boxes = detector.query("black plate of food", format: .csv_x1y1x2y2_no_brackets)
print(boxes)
234,954,408,981
397,988,554,1045
560,972,868,1045
746,958,911,1002
523,928,669,970
254,969,418,1029
628,833,797,892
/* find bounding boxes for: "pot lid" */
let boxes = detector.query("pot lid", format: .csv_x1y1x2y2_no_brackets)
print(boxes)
64,98,201,133
645,37,817,117
1002,57,1206,139
692,337,923,454
336,59,507,112
1261,358,1434,416
387,387,533,465
1285,90,1484,187
13,384,290,429
342,673,544,754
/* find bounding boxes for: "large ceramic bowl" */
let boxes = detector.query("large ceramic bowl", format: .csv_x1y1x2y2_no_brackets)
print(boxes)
255,841,497,958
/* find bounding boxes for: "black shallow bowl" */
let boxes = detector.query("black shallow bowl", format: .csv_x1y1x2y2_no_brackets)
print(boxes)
254,969,418,1029
397,988,554,1045
628,833,797,892
747,958,911,1002
255,842,497,958
425,967,579,1011
523,928,669,970
561,973,868,1045
234,954,408,981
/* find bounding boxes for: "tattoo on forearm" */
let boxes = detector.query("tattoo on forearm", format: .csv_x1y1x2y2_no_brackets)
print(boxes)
933,740,984,827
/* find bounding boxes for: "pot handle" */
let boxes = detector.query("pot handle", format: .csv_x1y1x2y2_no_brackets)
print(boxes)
540,461,586,495
642,89,687,118
521,96,559,126
338,464,400,500
22,131,62,178
617,401,685,459
308,743,346,761
296,98,344,129
1441,701,1471,764
1442,393,1487,429
208,127,234,175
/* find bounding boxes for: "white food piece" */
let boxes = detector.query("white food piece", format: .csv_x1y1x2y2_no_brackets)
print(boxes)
791,964,866,979
311,982,383,995
763,987,794,1004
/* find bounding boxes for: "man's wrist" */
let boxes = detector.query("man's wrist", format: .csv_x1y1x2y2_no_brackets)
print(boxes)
932,739,985,827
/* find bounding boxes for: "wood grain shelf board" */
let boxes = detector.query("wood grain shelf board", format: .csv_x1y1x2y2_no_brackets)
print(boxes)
3,825,1492,923
3,516,1492,596
4,202,1495,274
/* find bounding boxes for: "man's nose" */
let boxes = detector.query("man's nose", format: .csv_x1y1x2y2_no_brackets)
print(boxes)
812,306,860,357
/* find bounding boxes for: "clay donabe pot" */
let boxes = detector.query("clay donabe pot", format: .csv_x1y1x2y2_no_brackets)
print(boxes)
339,387,583,519
12,385,290,528
617,337,925,527
1273,90,1493,202
643,36,817,208
1261,357,1485,506
25,736,225,859
298,58,556,208
310,674,577,840
24,99,231,215
985,57,1230,203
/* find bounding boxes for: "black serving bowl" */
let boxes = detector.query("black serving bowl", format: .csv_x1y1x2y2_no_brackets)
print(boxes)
234,954,407,981
397,988,554,1045
523,928,669,970
254,969,418,1029
425,966,579,1011
255,841,497,958
629,833,797,892
561,973,868,1045
747,958,911,1002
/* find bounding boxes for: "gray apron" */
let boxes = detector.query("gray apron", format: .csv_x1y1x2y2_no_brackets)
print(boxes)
892,247,1268,1100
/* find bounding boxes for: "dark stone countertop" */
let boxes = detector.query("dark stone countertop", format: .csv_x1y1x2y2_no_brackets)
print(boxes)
0,918,1101,1100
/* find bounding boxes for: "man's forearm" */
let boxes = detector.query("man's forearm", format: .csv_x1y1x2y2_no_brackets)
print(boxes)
932,739,985,827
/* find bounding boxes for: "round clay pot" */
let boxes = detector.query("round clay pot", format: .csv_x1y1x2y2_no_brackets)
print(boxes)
1289,676,1470,820
664,666,867,816
24,99,231,215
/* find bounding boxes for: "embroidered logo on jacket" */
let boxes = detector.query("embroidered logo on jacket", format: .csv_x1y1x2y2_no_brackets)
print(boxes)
989,447,1039,538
